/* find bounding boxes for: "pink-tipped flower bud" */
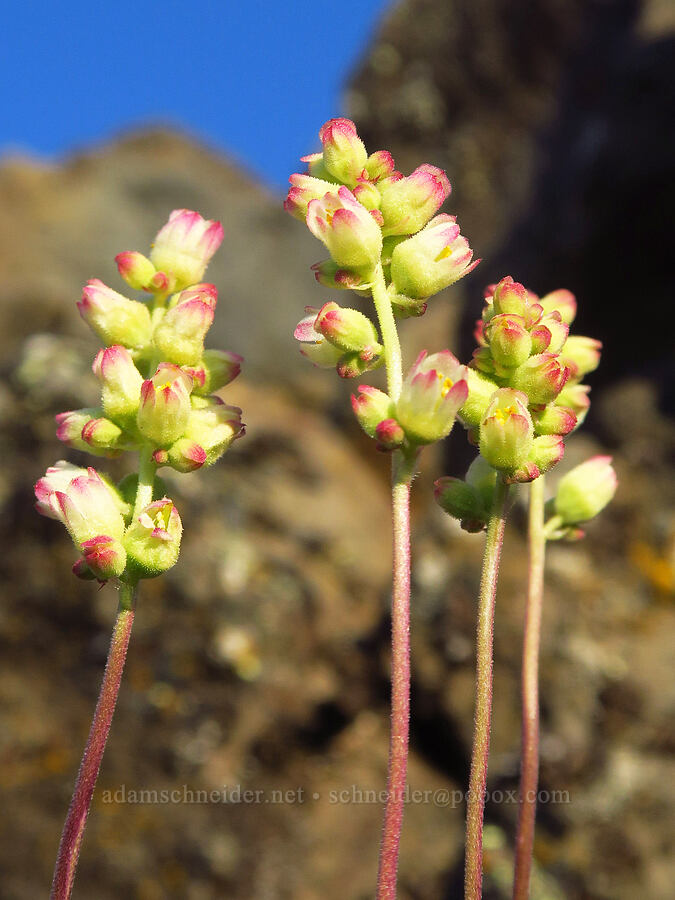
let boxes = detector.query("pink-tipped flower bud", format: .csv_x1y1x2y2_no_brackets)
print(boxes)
378,165,451,236
164,439,208,473
81,416,126,452
539,289,577,325
352,181,381,211
396,350,469,445
479,388,534,473
335,351,383,379
529,433,565,475
318,118,368,187
306,187,383,270
375,418,406,451
365,150,396,182
530,313,569,355
490,277,530,319
560,335,602,381
123,498,183,579
555,383,591,427
55,408,122,457
92,345,144,424
153,284,216,365
114,251,158,292
137,365,193,447
511,354,569,405
390,214,478,299
149,209,223,291
311,259,372,291
35,463,126,548
186,349,243,396
284,173,342,221
294,308,344,368
458,368,499,429
78,279,152,350
351,385,393,439
79,535,127,580
486,314,532,368
176,397,244,467
554,456,617,524
531,404,577,436
314,301,381,355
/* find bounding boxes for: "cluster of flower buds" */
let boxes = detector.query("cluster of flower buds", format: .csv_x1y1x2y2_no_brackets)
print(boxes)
36,210,244,583
294,301,384,378
286,118,478,375
352,351,468,451
452,277,602,483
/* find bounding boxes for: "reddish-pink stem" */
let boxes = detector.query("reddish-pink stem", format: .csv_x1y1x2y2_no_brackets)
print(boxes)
465,477,509,900
376,450,416,899
513,474,546,899
50,586,136,900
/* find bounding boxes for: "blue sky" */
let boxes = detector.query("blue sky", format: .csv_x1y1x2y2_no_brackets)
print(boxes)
1,0,392,191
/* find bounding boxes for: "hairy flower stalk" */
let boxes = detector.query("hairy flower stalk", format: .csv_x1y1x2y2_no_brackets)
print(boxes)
512,456,616,897
39,210,244,898
464,477,509,900
286,119,475,899
50,583,136,900
512,474,546,900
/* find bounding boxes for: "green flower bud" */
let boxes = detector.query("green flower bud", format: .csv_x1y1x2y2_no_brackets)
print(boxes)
511,354,569,405
314,301,381,354
351,385,394,438
458,368,499,429
486,314,532,368
554,456,617,525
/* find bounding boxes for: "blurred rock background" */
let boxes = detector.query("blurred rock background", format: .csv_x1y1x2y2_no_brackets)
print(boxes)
1,0,673,897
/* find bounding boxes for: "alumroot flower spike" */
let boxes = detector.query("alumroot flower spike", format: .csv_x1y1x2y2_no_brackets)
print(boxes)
39,208,243,586
286,116,476,317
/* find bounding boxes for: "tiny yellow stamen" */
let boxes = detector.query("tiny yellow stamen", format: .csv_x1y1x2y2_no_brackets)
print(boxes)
435,246,453,263
493,405,517,424
437,372,454,397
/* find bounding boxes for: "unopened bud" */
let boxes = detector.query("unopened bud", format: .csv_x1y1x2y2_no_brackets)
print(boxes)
560,335,602,380
80,535,127,580
153,284,216,365
486,314,532,368
511,354,569,405
379,165,451,236
538,289,577,325
179,397,244,466
186,349,243,396
92,345,143,424
351,385,393,438
314,301,381,354
150,209,223,292
115,251,157,292
554,456,617,524
284,173,340,221
375,418,406,450
319,118,368,187
78,280,152,351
